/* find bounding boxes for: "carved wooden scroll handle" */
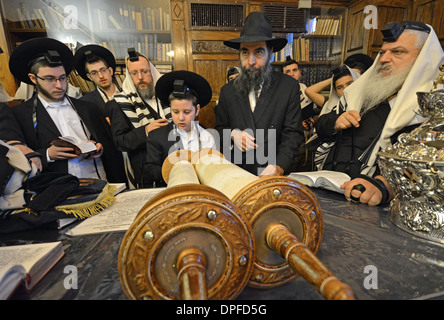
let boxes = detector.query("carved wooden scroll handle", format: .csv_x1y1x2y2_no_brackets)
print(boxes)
177,248,208,300
266,224,355,300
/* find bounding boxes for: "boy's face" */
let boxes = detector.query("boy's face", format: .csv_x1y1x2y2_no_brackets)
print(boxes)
86,60,113,90
171,99,200,132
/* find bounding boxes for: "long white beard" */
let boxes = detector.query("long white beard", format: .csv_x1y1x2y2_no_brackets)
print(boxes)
360,61,413,115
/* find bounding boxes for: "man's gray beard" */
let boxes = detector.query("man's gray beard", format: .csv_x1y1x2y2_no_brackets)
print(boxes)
360,61,413,115
233,62,272,97
137,83,155,101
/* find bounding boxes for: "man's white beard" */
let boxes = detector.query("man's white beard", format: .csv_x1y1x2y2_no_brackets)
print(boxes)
359,61,413,115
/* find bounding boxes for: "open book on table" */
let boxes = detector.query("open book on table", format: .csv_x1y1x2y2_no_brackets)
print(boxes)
0,242,65,299
288,170,351,194
50,136,97,155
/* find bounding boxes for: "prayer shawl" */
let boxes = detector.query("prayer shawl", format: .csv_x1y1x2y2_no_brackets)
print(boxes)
113,54,171,128
330,26,444,176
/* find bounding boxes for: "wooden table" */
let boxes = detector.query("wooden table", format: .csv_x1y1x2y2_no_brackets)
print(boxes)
2,188,443,301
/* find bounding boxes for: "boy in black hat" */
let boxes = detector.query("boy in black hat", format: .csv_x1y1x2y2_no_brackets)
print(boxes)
144,70,216,187
8,37,126,183
74,44,120,114
215,12,304,176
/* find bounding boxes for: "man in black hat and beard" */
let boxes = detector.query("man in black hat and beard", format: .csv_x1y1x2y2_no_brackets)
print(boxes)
8,38,126,183
215,12,304,176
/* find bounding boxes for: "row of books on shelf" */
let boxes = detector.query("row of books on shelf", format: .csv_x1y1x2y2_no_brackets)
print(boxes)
99,34,173,62
14,4,64,30
294,37,342,63
12,3,170,33
299,65,336,87
94,6,170,31
274,36,342,64
308,16,343,36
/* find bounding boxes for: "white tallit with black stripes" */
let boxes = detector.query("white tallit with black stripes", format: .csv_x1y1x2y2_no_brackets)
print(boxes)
326,25,444,176
114,53,170,128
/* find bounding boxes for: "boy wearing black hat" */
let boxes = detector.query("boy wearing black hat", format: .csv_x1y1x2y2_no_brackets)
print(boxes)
144,70,215,187
215,12,304,176
8,38,126,183
74,44,120,114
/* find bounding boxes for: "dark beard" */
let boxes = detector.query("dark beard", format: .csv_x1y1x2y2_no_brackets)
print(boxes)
35,81,65,102
233,62,272,97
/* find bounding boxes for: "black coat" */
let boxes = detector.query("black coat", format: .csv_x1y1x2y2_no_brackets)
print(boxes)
144,122,183,187
215,71,304,175
10,96,126,183
0,102,24,142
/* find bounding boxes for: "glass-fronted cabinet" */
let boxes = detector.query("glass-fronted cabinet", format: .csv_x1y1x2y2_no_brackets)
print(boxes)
1,0,173,92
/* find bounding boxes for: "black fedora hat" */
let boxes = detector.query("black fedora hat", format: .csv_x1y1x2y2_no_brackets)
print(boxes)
156,70,212,108
344,53,374,73
224,12,287,52
74,44,116,80
9,37,74,85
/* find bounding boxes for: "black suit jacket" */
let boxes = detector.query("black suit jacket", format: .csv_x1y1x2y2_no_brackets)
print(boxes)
215,71,304,175
81,88,107,115
10,95,126,182
0,103,24,142
144,122,182,187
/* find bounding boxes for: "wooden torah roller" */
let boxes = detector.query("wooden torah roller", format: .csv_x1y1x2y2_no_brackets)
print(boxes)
192,149,355,300
118,151,255,300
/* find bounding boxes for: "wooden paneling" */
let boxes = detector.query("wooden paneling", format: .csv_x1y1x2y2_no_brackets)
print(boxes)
414,0,444,47
345,0,411,59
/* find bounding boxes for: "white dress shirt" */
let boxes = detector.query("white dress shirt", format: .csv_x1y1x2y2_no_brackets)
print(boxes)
39,96,107,180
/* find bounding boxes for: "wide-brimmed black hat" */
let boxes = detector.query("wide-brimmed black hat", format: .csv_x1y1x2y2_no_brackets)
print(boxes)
224,12,287,52
9,37,74,85
156,70,212,107
74,44,116,80
344,53,374,73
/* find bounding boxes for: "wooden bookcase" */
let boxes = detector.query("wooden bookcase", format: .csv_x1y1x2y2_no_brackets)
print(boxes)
0,0,173,94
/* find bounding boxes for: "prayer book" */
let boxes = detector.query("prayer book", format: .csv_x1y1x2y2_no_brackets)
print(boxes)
0,242,64,299
288,170,351,194
50,136,97,155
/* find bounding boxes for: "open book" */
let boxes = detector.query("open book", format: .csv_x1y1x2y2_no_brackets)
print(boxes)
0,242,65,299
50,136,97,155
288,170,351,194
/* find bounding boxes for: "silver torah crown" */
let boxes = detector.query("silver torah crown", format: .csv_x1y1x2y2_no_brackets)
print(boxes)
377,65,444,243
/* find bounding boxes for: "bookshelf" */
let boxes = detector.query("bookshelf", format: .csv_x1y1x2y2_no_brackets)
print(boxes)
272,9,345,87
0,0,173,93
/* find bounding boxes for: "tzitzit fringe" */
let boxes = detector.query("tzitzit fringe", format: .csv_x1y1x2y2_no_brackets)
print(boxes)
54,184,117,219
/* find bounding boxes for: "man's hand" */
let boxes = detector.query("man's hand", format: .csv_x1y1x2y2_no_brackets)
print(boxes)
334,110,361,131
259,164,284,177
341,178,381,206
8,142,43,171
145,119,169,134
48,145,79,160
231,129,257,152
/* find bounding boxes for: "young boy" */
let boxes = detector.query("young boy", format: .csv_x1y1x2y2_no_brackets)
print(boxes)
144,70,215,187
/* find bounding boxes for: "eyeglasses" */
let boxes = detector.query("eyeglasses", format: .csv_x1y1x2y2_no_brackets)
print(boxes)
35,74,69,84
129,69,151,77
88,67,110,77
